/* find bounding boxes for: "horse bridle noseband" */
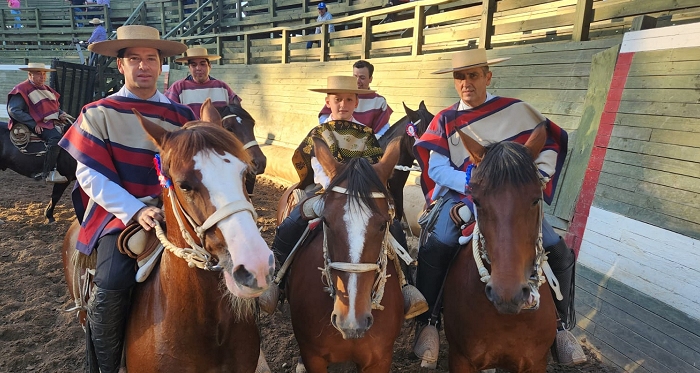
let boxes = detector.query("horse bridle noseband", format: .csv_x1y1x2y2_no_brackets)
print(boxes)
320,186,394,311
154,184,257,271
221,114,259,150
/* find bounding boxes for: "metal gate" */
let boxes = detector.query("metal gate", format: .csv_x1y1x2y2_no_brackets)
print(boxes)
50,60,97,118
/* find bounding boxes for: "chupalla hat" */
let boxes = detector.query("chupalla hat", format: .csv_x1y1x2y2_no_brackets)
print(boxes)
432,48,509,74
19,62,56,72
88,25,187,58
309,76,374,94
89,18,104,25
175,47,222,63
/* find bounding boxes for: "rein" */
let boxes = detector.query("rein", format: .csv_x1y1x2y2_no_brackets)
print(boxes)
153,174,258,271
221,114,259,150
320,186,393,311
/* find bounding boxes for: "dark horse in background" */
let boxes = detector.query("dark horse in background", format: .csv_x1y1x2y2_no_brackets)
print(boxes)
0,103,264,222
378,101,433,235
0,120,76,223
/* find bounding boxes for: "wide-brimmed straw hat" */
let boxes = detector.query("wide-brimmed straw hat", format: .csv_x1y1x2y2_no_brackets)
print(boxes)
432,49,509,74
309,76,374,94
174,47,222,63
89,18,104,25
88,25,187,58
19,63,56,72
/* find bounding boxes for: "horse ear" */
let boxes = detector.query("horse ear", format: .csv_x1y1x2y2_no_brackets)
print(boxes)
374,137,400,184
403,102,416,118
419,100,427,110
200,98,222,126
133,109,167,149
312,136,341,180
524,123,547,160
457,129,486,166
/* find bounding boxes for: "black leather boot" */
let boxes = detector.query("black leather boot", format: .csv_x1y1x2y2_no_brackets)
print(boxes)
42,145,68,183
87,286,131,373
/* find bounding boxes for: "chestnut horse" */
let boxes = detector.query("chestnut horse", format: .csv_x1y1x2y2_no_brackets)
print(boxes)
286,137,404,372
442,125,557,372
62,101,274,372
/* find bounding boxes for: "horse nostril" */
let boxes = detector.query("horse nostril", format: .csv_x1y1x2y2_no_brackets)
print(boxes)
331,313,338,328
366,315,374,329
485,284,494,302
233,265,257,289
521,285,531,300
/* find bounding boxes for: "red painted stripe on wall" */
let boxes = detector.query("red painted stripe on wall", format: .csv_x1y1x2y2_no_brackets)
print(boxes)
565,52,635,255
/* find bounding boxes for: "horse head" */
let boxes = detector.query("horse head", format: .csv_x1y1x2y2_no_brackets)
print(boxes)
313,137,400,339
134,99,274,299
458,124,547,314
219,103,267,176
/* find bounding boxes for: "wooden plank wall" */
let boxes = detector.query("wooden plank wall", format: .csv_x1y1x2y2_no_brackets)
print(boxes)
594,46,700,240
168,37,620,227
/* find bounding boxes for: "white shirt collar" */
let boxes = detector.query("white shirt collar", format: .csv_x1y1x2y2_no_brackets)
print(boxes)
458,92,494,110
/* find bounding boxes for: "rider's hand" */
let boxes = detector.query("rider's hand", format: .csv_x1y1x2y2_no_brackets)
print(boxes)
135,206,165,231
34,126,43,135
59,112,69,121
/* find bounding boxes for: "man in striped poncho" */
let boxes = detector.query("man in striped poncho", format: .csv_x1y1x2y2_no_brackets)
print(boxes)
59,25,195,373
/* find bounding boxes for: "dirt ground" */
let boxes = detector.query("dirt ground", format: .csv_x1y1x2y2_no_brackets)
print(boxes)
0,170,617,373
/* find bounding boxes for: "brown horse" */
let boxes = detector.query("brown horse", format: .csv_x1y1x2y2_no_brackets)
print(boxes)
442,124,557,372
62,101,274,372
285,137,404,372
219,103,267,195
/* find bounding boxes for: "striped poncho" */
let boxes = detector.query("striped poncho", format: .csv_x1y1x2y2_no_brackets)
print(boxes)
164,76,240,119
7,80,61,130
414,97,568,206
59,96,196,254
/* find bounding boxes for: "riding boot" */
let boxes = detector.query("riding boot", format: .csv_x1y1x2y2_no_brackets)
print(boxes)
413,235,457,367
546,238,586,365
87,286,131,373
258,210,308,315
389,219,428,319
42,145,68,183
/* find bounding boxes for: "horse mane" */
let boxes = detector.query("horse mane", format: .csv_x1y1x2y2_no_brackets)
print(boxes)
325,157,390,214
220,104,255,124
471,141,540,193
161,121,252,174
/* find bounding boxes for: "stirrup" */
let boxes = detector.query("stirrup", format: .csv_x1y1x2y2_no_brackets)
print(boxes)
554,329,586,365
258,282,280,315
46,169,68,183
413,322,439,369
402,284,428,320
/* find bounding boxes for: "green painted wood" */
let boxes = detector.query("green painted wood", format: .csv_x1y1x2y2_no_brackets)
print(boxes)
616,113,700,133
605,149,700,179
621,88,700,104
553,44,619,222
607,137,700,163
624,75,700,90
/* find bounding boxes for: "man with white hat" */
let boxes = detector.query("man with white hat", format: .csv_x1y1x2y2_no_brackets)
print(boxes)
259,76,428,321
59,25,195,373
165,46,241,118
7,62,70,182
412,48,584,367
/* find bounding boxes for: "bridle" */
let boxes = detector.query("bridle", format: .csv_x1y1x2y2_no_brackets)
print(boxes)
221,112,259,150
152,154,257,271
319,186,394,311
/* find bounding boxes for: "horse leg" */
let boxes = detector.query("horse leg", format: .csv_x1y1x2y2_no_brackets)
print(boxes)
45,182,70,223
448,350,478,373
297,354,328,373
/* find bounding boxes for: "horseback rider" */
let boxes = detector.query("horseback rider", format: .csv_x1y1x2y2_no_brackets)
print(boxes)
58,25,195,373
412,49,586,366
165,46,242,118
317,60,393,138
258,76,427,318
7,63,70,183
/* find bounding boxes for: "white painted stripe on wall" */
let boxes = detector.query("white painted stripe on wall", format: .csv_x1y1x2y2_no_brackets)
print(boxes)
579,207,700,321
620,22,700,53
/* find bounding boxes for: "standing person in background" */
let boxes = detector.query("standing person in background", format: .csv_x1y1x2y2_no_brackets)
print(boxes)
67,0,86,27
97,0,110,27
165,47,242,119
306,2,334,49
87,18,107,66
318,60,393,138
8,0,21,28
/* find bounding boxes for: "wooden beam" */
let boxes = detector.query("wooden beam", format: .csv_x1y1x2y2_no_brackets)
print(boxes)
361,16,371,59
268,0,277,27
243,33,250,65
412,4,425,56
320,24,329,62
630,15,657,31
216,36,223,65
282,28,290,63
479,0,495,49
572,0,593,42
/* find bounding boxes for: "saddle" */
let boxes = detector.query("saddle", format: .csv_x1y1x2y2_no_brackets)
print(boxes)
117,222,164,283
8,122,67,155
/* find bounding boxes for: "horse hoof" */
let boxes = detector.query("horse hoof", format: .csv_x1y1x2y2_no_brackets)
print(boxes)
295,356,307,373
255,349,271,373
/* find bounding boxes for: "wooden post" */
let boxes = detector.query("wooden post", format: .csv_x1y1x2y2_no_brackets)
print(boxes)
0,10,6,31
412,4,425,56
630,15,657,31
34,8,40,30
361,15,371,59
572,0,593,42
159,2,166,35
479,0,495,50
235,0,241,21
268,0,276,27
104,5,111,32
216,36,222,65
243,33,250,65
320,23,328,62
70,7,76,31
281,29,289,64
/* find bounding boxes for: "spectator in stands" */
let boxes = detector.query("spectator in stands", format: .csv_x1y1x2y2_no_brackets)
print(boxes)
87,18,106,66
96,0,110,29
306,2,334,49
7,63,70,183
7,0,21,28
165,46,242,119
318,60,393,138
66,0,86,27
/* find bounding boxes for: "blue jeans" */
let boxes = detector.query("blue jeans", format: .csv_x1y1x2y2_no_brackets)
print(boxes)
11,9,21,28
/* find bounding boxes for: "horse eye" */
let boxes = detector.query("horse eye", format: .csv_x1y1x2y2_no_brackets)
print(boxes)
472,198,480,208
177,181,193,192
533,198,541,206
